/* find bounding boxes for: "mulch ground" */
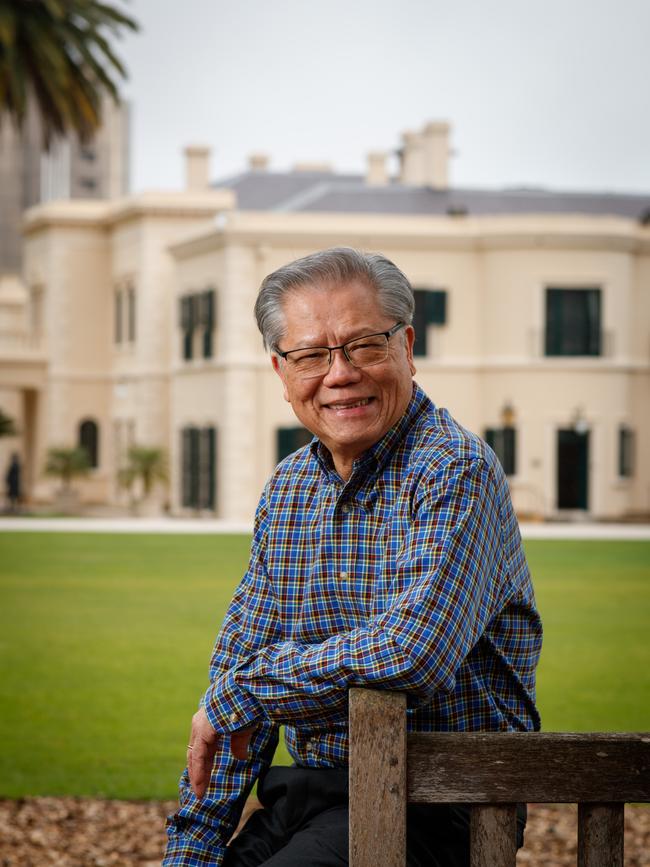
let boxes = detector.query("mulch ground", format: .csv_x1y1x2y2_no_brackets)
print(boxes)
0,798,648,866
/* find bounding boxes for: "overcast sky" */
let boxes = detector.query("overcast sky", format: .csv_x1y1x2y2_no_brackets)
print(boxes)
118,0,650,194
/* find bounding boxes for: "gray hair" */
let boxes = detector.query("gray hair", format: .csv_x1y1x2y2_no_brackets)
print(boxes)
254,247,415,352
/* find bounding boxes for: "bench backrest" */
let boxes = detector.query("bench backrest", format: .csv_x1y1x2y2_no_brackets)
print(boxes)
348,688,650,867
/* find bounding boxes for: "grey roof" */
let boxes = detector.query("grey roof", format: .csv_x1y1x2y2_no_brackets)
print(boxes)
214,170,650,221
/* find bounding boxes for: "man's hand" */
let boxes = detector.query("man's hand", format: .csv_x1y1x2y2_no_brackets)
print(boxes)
187,707,255,799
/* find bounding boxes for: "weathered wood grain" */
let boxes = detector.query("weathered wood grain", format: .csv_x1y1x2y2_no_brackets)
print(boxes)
348,690,649,866
577,802,624,867
470,804,518,867
407,732,650,803
349,688,407,867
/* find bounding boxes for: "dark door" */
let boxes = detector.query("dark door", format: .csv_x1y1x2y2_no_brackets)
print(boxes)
557,429,589,510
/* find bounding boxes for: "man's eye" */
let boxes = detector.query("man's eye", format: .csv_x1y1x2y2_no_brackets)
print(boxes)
351,339,382,351
299,351,325,361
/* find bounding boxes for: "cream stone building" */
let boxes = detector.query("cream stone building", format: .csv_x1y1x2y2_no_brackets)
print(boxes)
3,122,649,521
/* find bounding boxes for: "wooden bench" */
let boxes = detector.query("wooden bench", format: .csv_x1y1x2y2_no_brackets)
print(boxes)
348,689,650,867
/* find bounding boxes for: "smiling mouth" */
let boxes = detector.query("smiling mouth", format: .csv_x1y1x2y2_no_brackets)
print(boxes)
325,397,373,410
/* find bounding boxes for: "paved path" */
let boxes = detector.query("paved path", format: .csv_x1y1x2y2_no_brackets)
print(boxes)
1,516,649,539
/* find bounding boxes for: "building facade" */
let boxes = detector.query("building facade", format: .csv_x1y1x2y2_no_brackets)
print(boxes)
4,124,650,521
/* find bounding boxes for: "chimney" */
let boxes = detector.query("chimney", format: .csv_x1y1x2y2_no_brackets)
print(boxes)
248,153,269,171
366,151,388,186
184,145,211,191
421,121,450,189
399,131,425,185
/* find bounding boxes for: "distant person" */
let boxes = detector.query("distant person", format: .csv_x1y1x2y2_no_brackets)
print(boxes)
5,453,21,513
164,248,543,866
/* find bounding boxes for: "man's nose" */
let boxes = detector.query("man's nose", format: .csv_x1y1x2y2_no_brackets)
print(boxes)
322,347,362,385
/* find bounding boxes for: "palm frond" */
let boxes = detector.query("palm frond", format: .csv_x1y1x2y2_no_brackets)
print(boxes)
0,0,138,146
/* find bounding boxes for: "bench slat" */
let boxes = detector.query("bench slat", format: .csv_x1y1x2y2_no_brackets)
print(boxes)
470,805,517,867
349,689,407,867
408,732,650,803
578,803,624,867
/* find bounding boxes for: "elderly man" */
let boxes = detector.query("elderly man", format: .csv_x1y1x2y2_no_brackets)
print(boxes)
164,248,542,866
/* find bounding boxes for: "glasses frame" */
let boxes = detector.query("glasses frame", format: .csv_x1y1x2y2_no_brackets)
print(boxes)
276,321,406,378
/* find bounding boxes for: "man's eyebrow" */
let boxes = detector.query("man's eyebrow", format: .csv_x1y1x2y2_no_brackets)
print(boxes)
288,326,386,348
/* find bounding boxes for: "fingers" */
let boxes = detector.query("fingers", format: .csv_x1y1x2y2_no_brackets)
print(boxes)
189,736,219,800
230,726,255,760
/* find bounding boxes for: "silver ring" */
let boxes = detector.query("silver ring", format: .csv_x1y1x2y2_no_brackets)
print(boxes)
187,744,193,749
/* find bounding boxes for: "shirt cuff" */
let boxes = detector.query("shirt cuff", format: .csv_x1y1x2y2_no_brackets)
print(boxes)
203,668,262,733
163,832,225,866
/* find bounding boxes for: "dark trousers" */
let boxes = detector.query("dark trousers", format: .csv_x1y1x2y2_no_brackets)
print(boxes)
224,766,526,867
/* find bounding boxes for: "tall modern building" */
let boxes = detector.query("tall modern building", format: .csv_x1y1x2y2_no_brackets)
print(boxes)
0,99,130,272
2,122,649,521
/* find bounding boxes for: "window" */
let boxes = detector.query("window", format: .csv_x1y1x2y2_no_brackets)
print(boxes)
79,419,99,468
276,426,313,463
179,288,216,361
127,283,136,342
115,289,123,344
485,427,516,476
412,289,447,356
114,280,136,346
80,177,97,191
181,426,216,509
618,426,635,478
545,288,601,356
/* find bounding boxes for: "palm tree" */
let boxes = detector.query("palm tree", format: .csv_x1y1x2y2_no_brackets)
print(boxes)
0,0,139,146
44,446,90,490
118,446,167,500
0,408,18,437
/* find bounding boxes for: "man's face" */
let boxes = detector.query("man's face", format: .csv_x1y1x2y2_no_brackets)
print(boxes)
271,279,416,477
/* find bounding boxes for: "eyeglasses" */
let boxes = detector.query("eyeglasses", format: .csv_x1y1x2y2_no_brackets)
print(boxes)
276,322,406,379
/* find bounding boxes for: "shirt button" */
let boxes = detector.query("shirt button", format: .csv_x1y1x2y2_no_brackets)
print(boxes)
305,741,314,752
229,712,238,723
341,503,351,513
339,571,348,580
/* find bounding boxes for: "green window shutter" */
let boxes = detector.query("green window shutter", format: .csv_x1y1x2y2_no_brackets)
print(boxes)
484,427,516,476
586,289,601,356
127,285,136,342
181,428,192,507
203,330,213,359
199,427,217,509
183,331,193,360
276,426,312,463
426,290,447,325
202,289,215,328
115,290,123,344
545,289,563,355
618,426,634,477
189,427,200,508
502,427,516,475
207,427,217,510
202,290,215,358
180,296,194,360
546,287,602,356
412,289,428,357
180,296,192,329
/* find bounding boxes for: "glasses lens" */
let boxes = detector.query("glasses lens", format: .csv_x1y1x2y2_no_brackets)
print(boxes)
286,347,330,376
346,334,389,368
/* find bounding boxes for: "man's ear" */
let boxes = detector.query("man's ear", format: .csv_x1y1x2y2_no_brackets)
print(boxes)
271,354,291,402
404,325,416,376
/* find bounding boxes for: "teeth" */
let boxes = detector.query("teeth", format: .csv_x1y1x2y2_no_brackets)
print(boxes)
330,399,369,409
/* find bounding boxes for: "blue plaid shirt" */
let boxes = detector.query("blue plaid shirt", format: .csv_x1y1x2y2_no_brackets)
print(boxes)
164,383,542,865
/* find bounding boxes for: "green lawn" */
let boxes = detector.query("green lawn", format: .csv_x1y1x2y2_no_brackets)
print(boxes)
0,533,648,799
